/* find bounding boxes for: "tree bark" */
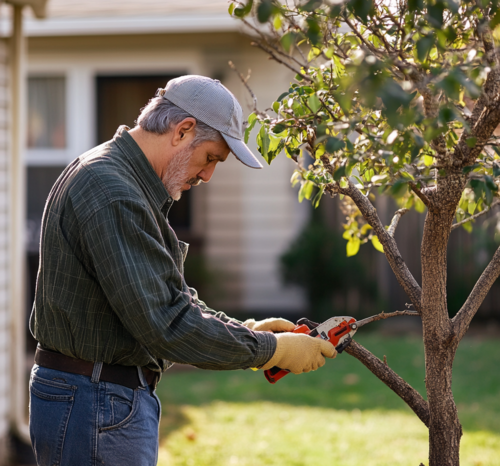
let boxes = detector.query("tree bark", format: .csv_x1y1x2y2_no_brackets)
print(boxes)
421,174,465,466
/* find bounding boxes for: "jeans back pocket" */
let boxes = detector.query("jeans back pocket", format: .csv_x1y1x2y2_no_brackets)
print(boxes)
29,375,76,466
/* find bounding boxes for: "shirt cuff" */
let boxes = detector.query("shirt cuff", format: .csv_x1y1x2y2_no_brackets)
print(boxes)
250,331,277,368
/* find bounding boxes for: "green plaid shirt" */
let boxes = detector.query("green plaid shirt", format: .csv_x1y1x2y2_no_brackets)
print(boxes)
30,126,276,372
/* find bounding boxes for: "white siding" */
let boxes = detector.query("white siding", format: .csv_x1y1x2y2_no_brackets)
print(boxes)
206,51,308,313
0,38,9,465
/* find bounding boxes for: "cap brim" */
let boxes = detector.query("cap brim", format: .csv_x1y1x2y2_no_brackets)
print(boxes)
222,134,263,169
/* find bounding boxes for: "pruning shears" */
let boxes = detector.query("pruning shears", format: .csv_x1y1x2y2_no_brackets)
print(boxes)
264,314,377,384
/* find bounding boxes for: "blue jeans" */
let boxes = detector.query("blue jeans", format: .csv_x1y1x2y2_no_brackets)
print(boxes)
29,363,161,466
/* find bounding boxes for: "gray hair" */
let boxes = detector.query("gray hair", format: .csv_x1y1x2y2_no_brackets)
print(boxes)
136,96,223,147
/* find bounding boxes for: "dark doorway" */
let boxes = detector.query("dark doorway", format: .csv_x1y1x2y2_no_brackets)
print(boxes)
96,74,191,232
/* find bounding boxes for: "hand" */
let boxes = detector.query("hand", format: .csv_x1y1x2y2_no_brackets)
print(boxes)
261,333,337,374
243,317,296,333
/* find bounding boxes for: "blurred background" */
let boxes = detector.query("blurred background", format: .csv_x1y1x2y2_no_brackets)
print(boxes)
0,0,498,465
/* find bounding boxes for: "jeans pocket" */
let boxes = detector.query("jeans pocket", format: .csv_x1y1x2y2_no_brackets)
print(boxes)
99,383,139,432
29,375,76,466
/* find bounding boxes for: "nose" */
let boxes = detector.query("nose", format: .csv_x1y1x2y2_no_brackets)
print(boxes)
198,164,217,183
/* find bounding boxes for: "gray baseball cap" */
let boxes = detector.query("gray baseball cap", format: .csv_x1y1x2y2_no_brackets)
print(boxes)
158,75,263,169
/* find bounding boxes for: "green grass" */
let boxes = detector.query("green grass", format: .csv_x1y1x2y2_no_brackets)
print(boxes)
155,334,500,465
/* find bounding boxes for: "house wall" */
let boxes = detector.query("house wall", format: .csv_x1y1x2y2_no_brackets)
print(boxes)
0,37,10,465
26,32,307,315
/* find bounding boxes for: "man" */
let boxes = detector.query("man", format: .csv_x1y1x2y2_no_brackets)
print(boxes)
29,75,336,466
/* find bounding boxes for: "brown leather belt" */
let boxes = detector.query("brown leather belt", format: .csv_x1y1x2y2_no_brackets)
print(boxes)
34,346,160,390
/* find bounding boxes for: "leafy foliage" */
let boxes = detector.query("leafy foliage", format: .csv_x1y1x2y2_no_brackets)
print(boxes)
280,209,379,321
231,0,500,253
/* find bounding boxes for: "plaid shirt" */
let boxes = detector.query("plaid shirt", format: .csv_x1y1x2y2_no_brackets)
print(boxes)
30,126,276,372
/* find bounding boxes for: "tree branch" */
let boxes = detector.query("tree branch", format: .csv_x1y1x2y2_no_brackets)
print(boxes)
451,199,500,231
228,61,263,117
334,180,423,313
454,23,500,166
345,340,430,427
452,244,500,340
387,208,408,237
250,41,313,83
356,310,419,327
410,182,433,210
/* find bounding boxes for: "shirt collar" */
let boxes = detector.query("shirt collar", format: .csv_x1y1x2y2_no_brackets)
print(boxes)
113,125,173,212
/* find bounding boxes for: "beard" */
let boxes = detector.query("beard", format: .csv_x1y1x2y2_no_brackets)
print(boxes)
162,145,200,201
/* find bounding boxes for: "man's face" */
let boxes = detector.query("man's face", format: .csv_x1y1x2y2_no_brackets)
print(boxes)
162,138,230,200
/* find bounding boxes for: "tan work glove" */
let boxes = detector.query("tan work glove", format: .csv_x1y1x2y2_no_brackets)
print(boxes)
243,318,296,333
261,333,337,374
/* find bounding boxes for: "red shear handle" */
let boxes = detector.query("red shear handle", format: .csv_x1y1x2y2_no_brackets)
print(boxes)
263,318,356,384
263,324,310,384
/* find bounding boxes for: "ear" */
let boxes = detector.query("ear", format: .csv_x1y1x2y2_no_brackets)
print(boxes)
171,117,196,146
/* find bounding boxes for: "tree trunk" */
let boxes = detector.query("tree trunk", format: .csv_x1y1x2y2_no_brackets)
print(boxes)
424,340,462,466
421,180,464,465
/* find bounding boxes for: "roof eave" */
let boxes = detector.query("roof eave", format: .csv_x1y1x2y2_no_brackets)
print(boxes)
6,0,48,19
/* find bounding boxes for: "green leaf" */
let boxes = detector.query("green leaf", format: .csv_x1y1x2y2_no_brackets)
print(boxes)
424,155,434,166
485,175,498,192
273,14,282,30
493,164,500,178
312,185,324,208
348,0,374,23
298,180,315,203
346,237,361,257
228,3,235,15
415,198,426,213
408,0,424,12
371,235,384,253
333,91,352,114
257,0,273,23
416,36,435,62
244,113,258,144
325,137,345,153
390,179,408,198
281,32,296,53
234,0,253,17
277,91,289,102
257,125,271,162
466,137,477,148
333,165,346,181
427,1,444,27
468,201,477,215
272,123,286,134
462,221,473,233
306,18,321,45
307,94,321,113
490,8,500,29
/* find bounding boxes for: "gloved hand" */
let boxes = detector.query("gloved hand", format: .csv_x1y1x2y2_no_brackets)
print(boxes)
243,318,296,333
261,333,336,374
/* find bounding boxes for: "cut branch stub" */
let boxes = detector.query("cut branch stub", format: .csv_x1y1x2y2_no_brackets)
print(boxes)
345,340,430,427
388,208,408,237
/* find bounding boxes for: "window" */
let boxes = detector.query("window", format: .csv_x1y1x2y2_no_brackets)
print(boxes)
27,76,66,149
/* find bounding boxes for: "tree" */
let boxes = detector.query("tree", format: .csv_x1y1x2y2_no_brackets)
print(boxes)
229,0,500,464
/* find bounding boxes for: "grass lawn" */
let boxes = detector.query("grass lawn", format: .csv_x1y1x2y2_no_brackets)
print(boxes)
155,333,500,466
